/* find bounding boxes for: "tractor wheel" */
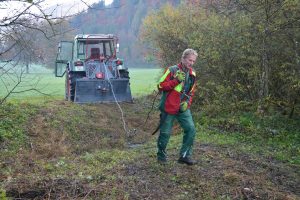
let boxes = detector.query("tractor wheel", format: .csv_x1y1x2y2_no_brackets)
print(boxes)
65,69,70,100
69,73,76,101
69,72,85,102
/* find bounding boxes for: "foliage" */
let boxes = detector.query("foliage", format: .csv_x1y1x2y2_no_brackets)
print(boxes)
0,1,75,103
141,3,192,66
140,0,300,117
0,189,7,200
194,108,300,164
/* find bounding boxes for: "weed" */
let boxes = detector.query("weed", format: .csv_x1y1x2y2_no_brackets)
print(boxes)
0,102,38,156
0,189,7,200
194,109,300,164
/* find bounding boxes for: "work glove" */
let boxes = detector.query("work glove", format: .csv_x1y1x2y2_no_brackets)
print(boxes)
180,101,188,112
176,70,185,82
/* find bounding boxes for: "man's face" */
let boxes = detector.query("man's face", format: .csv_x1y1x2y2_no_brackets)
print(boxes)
182,55,197,68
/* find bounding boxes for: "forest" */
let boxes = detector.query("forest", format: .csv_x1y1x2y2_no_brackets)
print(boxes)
70,0,181,66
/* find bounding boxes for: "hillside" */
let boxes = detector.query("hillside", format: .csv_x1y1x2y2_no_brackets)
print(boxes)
0,98,299,199
71,0,181,67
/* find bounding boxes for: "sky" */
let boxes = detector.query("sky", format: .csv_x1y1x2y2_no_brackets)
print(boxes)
0,0,113,19
43,0,114,17
42,0,109,6
42,0,113,9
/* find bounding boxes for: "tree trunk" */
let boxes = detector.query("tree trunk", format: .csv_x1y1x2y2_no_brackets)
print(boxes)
259,2,271,104
260,35,269,99
26,62,29,74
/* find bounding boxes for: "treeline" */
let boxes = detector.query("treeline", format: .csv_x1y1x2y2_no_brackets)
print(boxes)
71,0,181,67
141,0,300,117
0,19,74,69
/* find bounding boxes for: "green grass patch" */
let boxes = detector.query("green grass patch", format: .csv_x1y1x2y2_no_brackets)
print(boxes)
37,149,136,181
0,102,38,155
129,68,161,96
0,73,64,101
195,111,300,164
0,67,161,102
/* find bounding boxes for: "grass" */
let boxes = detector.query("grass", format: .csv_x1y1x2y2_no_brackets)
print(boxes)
194,111,300,164
129,68,161,96
0,102,38,156
0,65,161,101
1,64,299,199
0,98,299,199
1,65,299,165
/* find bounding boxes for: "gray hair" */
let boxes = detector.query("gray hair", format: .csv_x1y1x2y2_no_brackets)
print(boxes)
181,49,198,59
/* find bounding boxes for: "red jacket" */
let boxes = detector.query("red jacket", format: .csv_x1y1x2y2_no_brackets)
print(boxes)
158,63,196,114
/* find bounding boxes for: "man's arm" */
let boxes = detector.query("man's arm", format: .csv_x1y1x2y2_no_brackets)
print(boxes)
158,69,181,91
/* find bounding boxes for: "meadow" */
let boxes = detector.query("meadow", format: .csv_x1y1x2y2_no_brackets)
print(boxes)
0,64,161,101
1,64,299,199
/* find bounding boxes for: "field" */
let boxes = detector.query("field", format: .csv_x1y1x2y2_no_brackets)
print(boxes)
0,64,161,101
0,64,299,199
129,68,162,96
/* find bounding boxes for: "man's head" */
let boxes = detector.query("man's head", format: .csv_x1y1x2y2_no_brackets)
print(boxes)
181,49,198,68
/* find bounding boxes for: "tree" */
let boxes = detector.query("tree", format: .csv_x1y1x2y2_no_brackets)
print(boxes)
0,0,74,104
71,0,181,66
140,0,300,116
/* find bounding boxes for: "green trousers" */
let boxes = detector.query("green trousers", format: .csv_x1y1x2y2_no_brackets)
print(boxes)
157,109,196,160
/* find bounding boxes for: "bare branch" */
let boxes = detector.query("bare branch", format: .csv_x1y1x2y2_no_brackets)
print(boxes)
11,88,51,96
0,66,25,104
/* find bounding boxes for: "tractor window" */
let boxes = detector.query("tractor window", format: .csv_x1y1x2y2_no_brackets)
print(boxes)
57,41,73,61
104,42,113,56
84,40,114,59
86,44,104,59
78,41,85,60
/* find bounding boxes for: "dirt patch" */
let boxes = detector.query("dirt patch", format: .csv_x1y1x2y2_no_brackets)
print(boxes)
6,178,94,199
109,144,300,200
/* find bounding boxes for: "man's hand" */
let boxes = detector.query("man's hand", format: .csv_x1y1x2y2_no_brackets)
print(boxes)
180,102,188,112
176,71,185,82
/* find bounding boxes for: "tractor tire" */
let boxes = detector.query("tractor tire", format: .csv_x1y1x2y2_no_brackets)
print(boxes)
70,73,76,101
67,72,85,102
65,68,70,100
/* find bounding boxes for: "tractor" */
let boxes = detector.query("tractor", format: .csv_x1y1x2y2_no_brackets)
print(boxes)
55,34,132,103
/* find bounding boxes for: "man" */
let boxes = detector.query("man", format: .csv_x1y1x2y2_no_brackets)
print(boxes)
157,49,198,165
